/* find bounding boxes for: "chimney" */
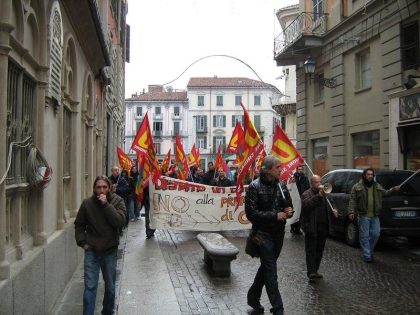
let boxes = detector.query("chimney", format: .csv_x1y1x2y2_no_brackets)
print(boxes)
148,85,163,93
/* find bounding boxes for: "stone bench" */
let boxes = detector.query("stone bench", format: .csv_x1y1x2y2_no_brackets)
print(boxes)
197,232,239,277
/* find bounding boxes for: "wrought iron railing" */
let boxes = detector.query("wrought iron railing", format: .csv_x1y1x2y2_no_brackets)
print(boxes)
274,12,328,57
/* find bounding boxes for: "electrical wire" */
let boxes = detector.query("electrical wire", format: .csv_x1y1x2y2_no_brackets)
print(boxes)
0,136,32,185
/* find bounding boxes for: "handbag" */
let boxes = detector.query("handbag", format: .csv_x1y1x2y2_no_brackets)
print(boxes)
245,230,262,258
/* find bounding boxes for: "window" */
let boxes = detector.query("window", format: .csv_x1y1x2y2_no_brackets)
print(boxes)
213,115,226,128
135,121,141,132
281,116,286,130
173,121,180,135
254,95,261,106
235,95,242,106
196,115,207,132
401,22,419,70
314,73,325,102
357,50,371,89
254,115,261,131
312,137,329,176
197,136,207,149
154,143,161,155
217,95,223,106
213,136,226,153
198,95,204,106
6,62,36,184
155,106,161,115
353,130,380,169
174,106,180,116
153,121,163,137
232,115,244,127
313,0,324,21
136,106,142,117
63,107,72,177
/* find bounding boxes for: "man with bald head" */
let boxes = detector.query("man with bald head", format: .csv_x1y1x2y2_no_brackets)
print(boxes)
301,175,338,283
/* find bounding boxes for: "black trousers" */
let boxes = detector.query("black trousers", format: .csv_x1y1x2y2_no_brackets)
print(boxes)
248,231,285,313
304,223,328,276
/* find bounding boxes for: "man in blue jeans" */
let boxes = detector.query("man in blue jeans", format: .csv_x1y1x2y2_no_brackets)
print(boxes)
245,155,294,315
348,168,399,262
75,176,126,315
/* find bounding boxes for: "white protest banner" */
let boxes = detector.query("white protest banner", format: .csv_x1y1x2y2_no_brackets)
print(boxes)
149,176,301,231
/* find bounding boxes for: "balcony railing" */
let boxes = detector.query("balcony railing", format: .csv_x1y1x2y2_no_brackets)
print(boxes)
274,12,328,57
172,113,181,120
171,130,188,137
152,130,163,137
153,113,163,120
196,127,208,133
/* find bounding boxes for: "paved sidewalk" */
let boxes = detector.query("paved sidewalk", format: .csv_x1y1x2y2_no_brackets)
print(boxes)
52,218,181,315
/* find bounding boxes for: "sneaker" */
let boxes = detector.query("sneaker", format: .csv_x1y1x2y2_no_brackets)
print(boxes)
308,273,317,283
363,256,372,263
314,272,323,279
247,301,264,314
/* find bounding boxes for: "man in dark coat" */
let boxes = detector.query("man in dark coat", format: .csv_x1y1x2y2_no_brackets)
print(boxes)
301,175,338,283
75,176,126,315
290,165,310,235
245,155,294,315
213,168,232,187
203,161,216,185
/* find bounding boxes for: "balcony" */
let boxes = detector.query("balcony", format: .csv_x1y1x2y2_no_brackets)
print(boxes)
256,126,265,134
152,130,163,137
172,113,181,120
196,127,208,133
153,113,163,120
274,12,327,65
171,130,188,137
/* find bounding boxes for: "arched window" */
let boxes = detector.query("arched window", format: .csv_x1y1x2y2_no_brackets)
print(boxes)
48,3,63,108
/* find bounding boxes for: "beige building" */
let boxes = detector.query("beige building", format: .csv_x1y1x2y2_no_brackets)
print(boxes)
125,85,189,160
0,0,128,313
187,77,283,167
274,0,420,175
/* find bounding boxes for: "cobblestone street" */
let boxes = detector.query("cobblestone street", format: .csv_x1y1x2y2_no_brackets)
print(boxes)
156,229,420,315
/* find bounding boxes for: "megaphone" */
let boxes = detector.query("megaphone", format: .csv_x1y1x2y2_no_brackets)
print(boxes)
318,183,332,194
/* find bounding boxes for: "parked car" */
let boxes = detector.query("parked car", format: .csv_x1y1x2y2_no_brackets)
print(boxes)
321,169,420,246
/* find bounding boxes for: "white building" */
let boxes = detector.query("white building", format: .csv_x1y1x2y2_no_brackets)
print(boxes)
125,85,188,160
187,77,283,168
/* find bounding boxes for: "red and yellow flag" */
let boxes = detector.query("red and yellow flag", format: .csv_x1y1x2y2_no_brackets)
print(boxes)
161,149,171,173
236,103,264,206
130,112,161,183
214,145,230,175
117,147,133,172
136,154,150,203
271,124,304,181
175,135,190,180
188,144,200,167
227,122,244,154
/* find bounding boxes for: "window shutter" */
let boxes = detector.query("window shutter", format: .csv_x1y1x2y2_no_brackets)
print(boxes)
204,136,207,149
232,116,235,127
223,115,226,127
213,115,216,127
213,137,216,154
204,116,207,130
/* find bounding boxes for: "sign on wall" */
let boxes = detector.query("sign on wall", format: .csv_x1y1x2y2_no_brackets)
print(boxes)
149,176,301,231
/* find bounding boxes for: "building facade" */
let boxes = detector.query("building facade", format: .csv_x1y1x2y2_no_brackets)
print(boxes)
274,0,420,175
187,77,283,169
125,85,189,160
0,0,128,313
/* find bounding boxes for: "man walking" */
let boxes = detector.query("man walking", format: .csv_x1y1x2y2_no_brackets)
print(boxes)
301,175,338,283
348,168,399,262
245,155,294,315
290,165,310,235
75,176,127,315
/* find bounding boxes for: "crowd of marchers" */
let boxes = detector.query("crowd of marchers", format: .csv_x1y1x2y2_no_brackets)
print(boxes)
73,155,400,315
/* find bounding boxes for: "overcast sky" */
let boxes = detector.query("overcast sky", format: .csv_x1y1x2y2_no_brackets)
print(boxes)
125,0,298,98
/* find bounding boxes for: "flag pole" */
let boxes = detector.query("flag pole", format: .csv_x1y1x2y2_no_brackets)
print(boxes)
399,169,420,188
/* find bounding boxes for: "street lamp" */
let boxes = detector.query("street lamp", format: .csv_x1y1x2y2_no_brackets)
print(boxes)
303,56,337,88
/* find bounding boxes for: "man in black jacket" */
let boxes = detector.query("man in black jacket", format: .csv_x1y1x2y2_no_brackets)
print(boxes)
245,155,294,315
75,176,126,315
301,175,338,283
203,161,216,185
290,165,310,235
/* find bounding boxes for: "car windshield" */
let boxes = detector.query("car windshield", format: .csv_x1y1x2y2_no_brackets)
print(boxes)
376,173,420,196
